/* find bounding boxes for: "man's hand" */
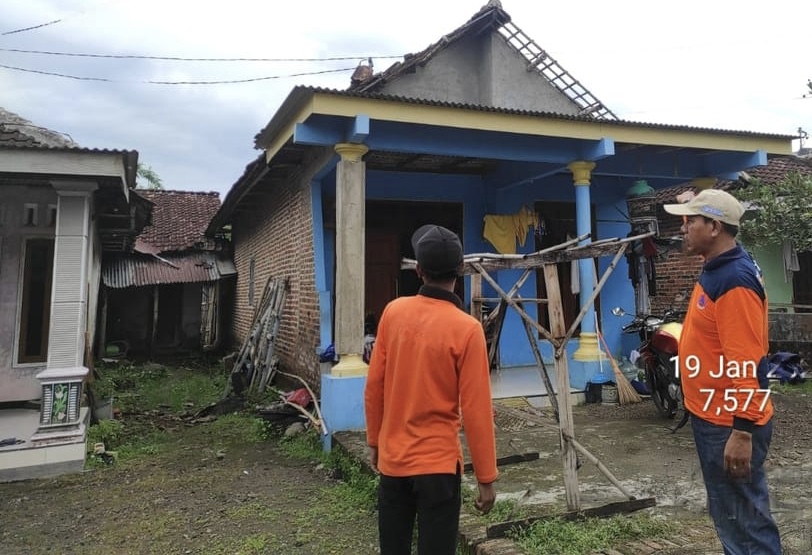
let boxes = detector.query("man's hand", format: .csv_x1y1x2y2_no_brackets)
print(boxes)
475,482,496,514
368,446,379,473
724,429,752,479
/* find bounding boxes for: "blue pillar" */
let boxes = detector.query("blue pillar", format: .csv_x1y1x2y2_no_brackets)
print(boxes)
567,161,602,367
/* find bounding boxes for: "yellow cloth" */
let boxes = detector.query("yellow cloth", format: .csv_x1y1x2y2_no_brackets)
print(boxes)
482,206,538,254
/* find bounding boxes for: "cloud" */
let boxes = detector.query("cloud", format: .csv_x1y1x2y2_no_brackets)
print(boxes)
1,0,810,197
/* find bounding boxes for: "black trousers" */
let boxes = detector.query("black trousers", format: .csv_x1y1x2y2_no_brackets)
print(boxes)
377,471,462,555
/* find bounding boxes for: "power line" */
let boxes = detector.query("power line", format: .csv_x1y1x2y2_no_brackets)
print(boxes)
1,17,67,36
1,0,119,36
0,46,401,63
0,62,357,84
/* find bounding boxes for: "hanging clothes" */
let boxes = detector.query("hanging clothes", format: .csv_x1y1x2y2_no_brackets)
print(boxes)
783,239,800,283
482,206,539,254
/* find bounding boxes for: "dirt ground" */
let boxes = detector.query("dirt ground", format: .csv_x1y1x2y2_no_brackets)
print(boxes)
469,385,812,554
1,386,811,555
0,416,380,555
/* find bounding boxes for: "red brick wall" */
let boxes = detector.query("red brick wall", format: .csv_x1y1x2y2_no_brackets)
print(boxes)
650,207,702,315
229,153,331,390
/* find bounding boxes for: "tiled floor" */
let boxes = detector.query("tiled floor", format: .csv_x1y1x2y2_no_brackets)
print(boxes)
490,365,583,408
0,407,39,450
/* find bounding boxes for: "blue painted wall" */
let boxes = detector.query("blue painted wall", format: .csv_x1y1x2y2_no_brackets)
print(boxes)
316,166,640,373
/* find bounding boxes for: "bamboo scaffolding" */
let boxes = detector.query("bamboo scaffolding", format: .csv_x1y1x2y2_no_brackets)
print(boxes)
459,231,655,512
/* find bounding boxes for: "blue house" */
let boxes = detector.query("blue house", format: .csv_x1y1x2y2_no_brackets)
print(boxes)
207,1,793,439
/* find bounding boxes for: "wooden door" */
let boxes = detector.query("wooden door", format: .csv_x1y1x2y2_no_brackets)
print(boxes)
365,231,401,328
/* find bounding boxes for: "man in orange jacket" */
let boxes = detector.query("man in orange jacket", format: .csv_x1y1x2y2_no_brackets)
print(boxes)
364,224,498,555
664,189,782,554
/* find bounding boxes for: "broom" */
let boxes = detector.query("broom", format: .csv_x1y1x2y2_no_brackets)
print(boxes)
596,327,642,405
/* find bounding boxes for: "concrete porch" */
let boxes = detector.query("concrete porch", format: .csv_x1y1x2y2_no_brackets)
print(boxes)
490,365,586,408
0,405,89,482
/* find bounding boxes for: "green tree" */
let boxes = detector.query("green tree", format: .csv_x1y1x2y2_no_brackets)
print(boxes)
733,171,812,250
136,163,163,190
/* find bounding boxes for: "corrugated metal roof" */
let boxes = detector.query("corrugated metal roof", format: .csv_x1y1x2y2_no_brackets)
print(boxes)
102,251,235,288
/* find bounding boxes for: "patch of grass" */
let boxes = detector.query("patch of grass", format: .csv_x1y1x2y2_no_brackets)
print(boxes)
96,361,226,413
210,413,271,444
236,535,270,554
482,498,531,523
86,419,126,449
278,429,326,460
279,430,379,516
771,380,812,395
512,513,673,555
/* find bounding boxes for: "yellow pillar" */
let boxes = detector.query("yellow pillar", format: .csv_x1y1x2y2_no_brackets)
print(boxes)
567,161,601,361
692,177,717,191
331,142,370,377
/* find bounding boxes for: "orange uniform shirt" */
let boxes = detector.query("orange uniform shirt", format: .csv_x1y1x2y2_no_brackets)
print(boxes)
678,245,773,427
364,286,498,484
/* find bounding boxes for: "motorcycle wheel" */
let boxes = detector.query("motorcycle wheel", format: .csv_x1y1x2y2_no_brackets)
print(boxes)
645,363,678,419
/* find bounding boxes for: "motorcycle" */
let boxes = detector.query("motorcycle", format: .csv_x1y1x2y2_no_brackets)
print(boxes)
612,307,687,428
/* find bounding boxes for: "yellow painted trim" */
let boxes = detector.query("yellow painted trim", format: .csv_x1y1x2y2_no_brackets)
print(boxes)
335,143,369,161
331,354,368,377
264,97,316,165
568,161,596,185
307,93,792,155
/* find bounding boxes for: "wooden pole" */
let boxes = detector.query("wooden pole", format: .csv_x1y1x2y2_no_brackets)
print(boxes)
470,273,482,319
543,263,580,511
563,433,636,500
516,297,559,423
472,263,556,344
561,245,628,350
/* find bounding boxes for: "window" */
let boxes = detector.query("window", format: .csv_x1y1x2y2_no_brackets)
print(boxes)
47,204,58,227
23,203,38,226
17,238,54,363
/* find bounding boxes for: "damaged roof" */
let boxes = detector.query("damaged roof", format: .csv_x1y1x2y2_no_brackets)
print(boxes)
0,107,78,148
102,251,236,289
135,190,221,253
347,0,616,120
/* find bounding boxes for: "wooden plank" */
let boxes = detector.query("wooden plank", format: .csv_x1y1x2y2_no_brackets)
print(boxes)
485,497,657,539
470,272,482,319
473,262,556,344
401,231,654,273
543,263,580,512
486,299,508,370
463,451,540,473
516,298,560,424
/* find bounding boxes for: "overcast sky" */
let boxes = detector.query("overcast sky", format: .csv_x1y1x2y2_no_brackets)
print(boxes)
1,0,810,197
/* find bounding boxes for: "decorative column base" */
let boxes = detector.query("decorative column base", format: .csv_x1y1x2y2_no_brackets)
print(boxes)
320,371,367,452
572,332,601,362
331,353,368,377
34,367,88,433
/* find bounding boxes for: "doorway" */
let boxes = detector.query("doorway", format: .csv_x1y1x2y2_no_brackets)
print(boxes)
364,200,464,324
